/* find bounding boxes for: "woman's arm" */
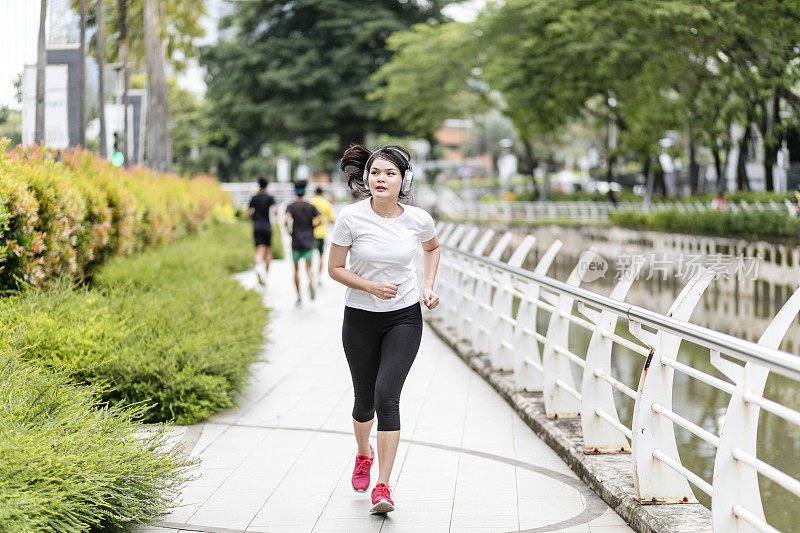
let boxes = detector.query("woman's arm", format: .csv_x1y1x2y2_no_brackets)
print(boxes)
421,236,440,309
328,244,399,300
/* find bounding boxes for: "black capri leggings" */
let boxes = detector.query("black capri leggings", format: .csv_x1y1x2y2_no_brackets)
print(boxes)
342,303,423,431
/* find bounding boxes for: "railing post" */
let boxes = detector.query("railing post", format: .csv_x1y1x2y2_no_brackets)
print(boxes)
630,268,715,504
436,224,468,329
443,229,496,332
541,248,602,418
484,235,536,367
711,287,800,532
459,232,513,342
512,240,563,391
580,258,644,453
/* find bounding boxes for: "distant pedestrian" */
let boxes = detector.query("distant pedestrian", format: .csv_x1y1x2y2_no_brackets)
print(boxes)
711,193,728,211
285,180,321,306
309,186,336,286
329,144,440,514
247,176,277,286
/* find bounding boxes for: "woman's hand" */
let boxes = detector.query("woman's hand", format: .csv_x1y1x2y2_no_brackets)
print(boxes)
370,281,400,300
422,288,439,310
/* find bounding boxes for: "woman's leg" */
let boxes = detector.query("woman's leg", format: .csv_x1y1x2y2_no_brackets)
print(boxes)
374,308,423,484
353,418,374,456
342,307,382,454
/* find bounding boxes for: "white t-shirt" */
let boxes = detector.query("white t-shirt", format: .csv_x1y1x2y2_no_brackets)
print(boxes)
330,199,437,312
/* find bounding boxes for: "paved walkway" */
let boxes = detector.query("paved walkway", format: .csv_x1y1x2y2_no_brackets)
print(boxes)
142,256,634,533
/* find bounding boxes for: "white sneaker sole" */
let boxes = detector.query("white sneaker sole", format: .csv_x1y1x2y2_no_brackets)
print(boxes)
370,499,394,514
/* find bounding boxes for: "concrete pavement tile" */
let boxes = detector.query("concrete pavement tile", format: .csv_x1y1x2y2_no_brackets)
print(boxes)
377,510,452,525
186,508,255,529
200,489,271,511
588,508,630,527
379,522,450,533
450,526,520,533
156,504,200,524
450,514,518,529
312,517,384,532
452,502,519,516
390,487,454,500
184,468,234,488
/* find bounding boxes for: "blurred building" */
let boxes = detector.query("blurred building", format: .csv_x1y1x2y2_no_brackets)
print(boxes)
434,118,493,171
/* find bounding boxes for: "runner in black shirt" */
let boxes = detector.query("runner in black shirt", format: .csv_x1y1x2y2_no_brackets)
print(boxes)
247,176,277,286
285,180,320,306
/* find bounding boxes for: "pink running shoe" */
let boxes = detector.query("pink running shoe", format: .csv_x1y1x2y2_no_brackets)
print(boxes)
351,447,374,492
370,483,394,514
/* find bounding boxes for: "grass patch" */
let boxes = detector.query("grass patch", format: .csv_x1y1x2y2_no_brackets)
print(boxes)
1,221,267,424
609,208,800,240
0,350,193,531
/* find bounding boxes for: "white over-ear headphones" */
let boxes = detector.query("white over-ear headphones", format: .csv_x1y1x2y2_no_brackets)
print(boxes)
362,148,414,195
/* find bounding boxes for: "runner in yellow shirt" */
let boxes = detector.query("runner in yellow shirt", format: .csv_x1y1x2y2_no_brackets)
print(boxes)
309,186,336,285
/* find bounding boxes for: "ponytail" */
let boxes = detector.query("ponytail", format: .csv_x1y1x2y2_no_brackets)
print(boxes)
340,143,372,197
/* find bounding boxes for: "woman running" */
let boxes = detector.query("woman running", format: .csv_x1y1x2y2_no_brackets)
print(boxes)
328,144,440,514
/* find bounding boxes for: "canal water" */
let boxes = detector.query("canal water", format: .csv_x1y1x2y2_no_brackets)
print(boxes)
486,224,800,530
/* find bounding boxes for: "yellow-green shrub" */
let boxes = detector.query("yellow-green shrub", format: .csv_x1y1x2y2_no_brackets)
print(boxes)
0,142,232,290
0,349,194,531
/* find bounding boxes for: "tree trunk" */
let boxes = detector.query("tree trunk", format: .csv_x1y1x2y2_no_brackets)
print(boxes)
96,0,107,157
713,146,725,194
521,139,540,200
762,94,780,192
643,156,653,204
118,0,130,165
35,0,47,143
157,2,171,171
687,123,699,194
77,0,87,147
736,124,751,191
144,0,161,169
654,160,667,195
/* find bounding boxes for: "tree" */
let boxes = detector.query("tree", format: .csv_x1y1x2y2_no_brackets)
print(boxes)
201,0,454,179
118,0,130,164
0,107,22,147
35,0,47,143
78,0,87,146
371,21,489,140
96,0,107,157
144,0,170,170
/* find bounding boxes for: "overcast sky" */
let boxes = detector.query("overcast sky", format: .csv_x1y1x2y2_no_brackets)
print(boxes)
0,0,41,108
0,0,488,109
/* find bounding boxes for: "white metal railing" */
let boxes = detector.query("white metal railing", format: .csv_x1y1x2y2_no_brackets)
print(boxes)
416,185,799,222
430,221,800,532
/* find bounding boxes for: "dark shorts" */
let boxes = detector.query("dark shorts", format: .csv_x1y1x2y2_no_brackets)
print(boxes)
316,238,324,254
253,228,272,247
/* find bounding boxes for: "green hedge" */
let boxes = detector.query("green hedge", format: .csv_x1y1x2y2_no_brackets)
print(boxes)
0,222,266,424
0,351,193,531
609,208,800,239
0,143,234,291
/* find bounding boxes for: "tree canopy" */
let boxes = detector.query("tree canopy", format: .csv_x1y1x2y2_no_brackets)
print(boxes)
374,0,800,191
200,0,454,179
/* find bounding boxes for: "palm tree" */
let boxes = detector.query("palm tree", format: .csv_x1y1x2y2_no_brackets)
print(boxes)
118,0,129,165
96,0,107,157
77,0,87,146
144,0,171,170
35,0,47,143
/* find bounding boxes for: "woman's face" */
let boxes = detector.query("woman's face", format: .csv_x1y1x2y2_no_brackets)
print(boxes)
367,157,402,200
